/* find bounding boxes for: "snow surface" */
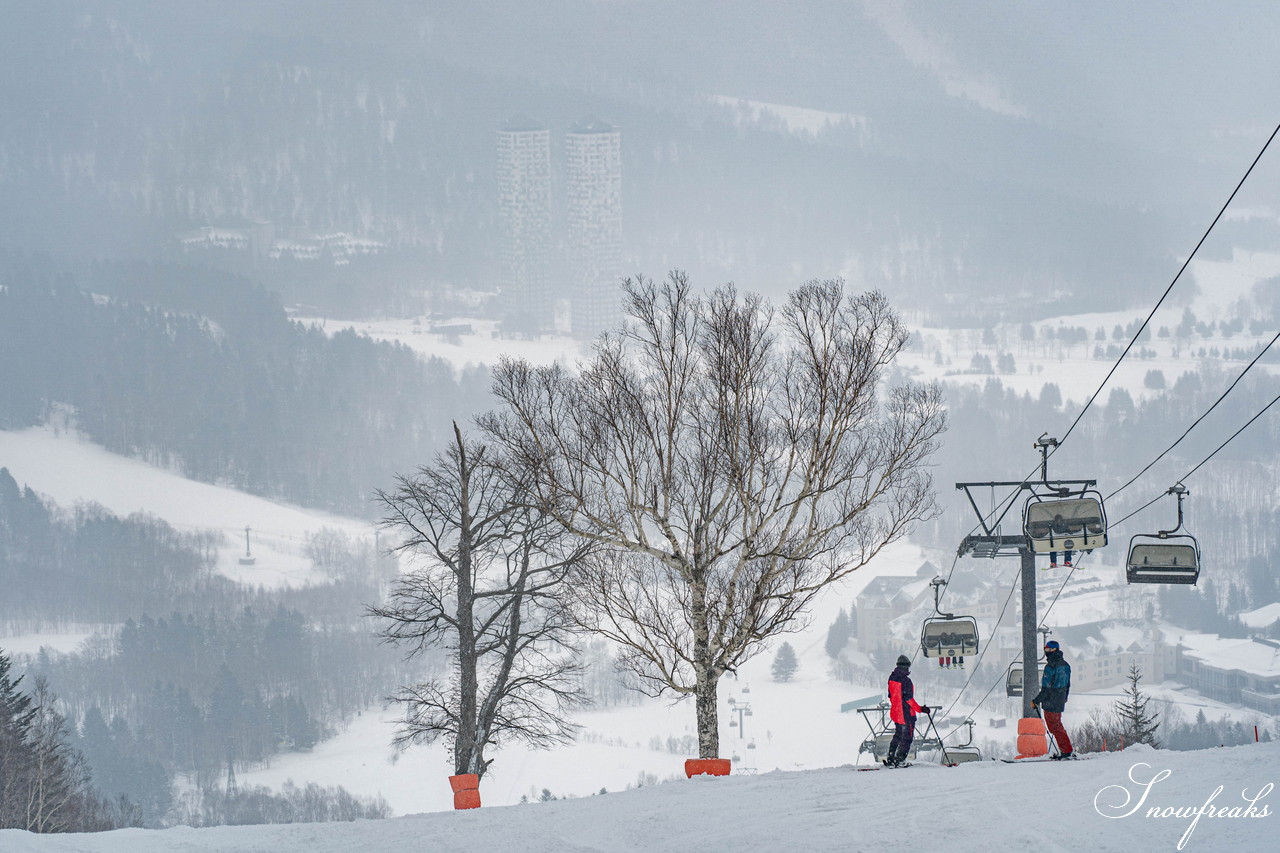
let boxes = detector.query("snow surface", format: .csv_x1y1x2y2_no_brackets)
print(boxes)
300,252,1280,416
1241,603,1280,629
3,742,1276,851
0,425,375,589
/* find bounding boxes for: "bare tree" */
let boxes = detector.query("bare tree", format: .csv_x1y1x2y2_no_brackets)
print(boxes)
482,273,945,758
369,423,593,780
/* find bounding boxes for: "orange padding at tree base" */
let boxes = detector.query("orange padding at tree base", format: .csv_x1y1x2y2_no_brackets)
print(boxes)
453,789,481,810
448,774,480,793
684,758,732,778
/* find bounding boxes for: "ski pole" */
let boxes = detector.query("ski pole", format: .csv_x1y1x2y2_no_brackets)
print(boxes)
1035,705,1061,758
924,710,952,766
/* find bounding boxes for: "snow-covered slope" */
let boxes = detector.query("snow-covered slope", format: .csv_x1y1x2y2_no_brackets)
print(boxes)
0,425,374,588
4,741,1275,852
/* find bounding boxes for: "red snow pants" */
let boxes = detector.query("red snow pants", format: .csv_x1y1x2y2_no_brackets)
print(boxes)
1044,711,1073,754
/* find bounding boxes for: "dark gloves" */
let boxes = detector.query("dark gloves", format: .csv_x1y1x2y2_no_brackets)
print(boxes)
920,705,931,715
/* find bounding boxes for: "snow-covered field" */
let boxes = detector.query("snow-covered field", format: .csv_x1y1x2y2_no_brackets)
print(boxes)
4,741,1276,852
298,251,1280,413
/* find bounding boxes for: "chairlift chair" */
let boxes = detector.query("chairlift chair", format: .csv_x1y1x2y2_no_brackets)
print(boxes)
943,718,983,764
1126,484,1200,585
1127,539,1200,584
920,617,980,660
1006,663,1023,697
856,703,921,762
1023,493,1108,555
1005,662,1045,697
919,577,979,663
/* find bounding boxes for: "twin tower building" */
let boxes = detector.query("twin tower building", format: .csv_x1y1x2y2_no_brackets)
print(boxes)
497,116,622,339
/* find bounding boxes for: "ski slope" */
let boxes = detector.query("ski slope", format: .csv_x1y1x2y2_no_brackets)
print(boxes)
0,424,375,589
3,741,1275,852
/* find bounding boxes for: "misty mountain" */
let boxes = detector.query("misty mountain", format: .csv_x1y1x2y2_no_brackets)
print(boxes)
0,255,490,514
6,2,1277,314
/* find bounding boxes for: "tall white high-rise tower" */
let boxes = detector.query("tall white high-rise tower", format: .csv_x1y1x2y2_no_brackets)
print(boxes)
565,117,622,339
497,116,553,333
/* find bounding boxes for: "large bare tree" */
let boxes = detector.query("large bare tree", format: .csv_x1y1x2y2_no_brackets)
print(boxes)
481,273,946,759
369,423,592,780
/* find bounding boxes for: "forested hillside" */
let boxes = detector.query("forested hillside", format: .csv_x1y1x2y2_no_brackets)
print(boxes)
923,291,1280,631
0,257,490,515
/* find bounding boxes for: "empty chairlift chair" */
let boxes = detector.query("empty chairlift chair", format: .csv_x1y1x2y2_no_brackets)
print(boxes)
1126,484,1200,585
943,718,983,764
1023,493,1108,556
1005,662,1045,697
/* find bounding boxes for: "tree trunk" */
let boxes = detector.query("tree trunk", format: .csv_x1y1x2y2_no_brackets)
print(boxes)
694,665,721,759
692,582,720,758
454,426,479,778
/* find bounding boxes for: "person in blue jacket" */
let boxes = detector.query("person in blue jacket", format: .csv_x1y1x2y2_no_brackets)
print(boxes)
1031,640,1073,759
885,654,930,767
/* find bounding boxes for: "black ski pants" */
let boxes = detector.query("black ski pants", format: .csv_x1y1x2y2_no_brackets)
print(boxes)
888,718,915,761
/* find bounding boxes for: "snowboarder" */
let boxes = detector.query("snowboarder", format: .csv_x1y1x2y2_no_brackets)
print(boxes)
885,654,930,767
1031,640,1073,759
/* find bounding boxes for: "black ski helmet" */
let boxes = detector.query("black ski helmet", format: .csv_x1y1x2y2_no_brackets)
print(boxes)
896,655,911,668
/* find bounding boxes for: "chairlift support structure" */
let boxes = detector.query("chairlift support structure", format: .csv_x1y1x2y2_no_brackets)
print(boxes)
1126,484,1200,585
1022,435,1108,555
955,434,1105,717
1006,629,1051,697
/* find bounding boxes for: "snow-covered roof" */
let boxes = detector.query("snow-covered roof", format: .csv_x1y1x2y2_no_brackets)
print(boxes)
1240,602,1280,628
1175,633,1280,678
1043,621,1155,659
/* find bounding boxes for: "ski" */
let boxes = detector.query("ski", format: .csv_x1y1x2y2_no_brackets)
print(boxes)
1000,755,1087,764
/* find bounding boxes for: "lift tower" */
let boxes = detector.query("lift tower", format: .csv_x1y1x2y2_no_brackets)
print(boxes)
955,436,1097,716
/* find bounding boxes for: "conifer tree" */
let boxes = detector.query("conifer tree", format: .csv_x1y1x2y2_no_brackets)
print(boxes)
1116,663,1160,748
771,642,799,683
824,610,851,659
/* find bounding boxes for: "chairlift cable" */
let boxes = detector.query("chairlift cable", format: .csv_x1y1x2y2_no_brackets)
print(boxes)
939,122,1280,725
1105,329,1280,502
911,485,1024,665
1112,387,1280,528
1048,121,1280,458
1038,556,1084,628
942,553,1088,738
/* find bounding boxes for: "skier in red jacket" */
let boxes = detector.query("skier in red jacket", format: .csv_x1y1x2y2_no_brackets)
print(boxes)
885,654,931,767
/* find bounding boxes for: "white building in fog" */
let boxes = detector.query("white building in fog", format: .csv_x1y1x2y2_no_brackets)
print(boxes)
497,116,554,333
566,117,622,339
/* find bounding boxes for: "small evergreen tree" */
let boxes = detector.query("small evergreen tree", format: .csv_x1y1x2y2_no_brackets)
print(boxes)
1116,664,1160,747
771,642,799,683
